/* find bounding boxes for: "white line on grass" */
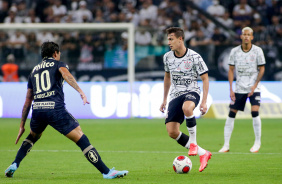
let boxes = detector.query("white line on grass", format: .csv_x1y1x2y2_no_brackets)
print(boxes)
2,150,281,155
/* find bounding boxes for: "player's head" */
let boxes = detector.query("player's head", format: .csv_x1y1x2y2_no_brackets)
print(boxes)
41,41,60,60
166,27,185,51
240,27,253,45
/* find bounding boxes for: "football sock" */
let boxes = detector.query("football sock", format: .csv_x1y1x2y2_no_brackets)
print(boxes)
175,132,190,149
13,134,39,167
223,116,235,147
76,134,110,174
197,145,206,156
186,115,197,145
252,112,261,145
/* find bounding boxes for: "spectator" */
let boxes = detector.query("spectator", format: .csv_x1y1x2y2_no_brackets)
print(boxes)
25,32,40,69
16,1,29,19
93,33,106,64
36,31,55,45
6,31,27,64
139,0,158,26
211,27,228,66
74,0,93,23
4,6,22,23
52,0,67,18
232,0,253,21
61,32,80,69
206,0,225,18
23,9,41,23
190,29,211,64
1,54,19,82
93,9,104,23
79,34,94,63
0,31,8,61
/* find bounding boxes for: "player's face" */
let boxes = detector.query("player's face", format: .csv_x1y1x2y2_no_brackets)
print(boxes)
167,33,182,51
240,30,253,44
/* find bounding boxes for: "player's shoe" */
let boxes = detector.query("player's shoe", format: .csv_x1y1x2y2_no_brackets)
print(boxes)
218,145,230,153
199,151,212,172
188,143,198,156
5,163,17,177
250,144,260,153
103,167,128,179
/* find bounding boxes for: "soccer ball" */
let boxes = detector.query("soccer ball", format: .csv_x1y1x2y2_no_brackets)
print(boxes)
173,155,192,174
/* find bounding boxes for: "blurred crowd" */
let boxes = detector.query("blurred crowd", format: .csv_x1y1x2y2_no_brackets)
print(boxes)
0,0,282,80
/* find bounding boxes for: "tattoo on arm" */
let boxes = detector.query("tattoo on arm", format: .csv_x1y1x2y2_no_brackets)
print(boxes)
21,89,33,123
65,75,80,92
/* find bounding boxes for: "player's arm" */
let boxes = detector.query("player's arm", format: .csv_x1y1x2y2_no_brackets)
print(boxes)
15,88,33,144
160,72,171,113
228,65,235,101
200,73,209,115
59,67,89,105
248,65,265,97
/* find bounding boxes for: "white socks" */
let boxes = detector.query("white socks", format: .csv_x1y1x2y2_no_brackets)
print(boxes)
223,117,235,147
252,116,261,145
187,126,197,145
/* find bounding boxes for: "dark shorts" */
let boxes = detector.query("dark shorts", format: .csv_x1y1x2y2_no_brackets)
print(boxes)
165,92,200,124
229,92,261,111
30,108,79,135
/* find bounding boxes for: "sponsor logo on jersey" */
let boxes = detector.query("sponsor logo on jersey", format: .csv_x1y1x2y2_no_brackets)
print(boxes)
32,61,55,73
33,101,55,109
185,94,196,100
88,150,98,163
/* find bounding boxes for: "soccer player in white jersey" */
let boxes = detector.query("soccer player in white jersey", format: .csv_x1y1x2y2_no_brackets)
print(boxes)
160,27,212,172
219,27,265,153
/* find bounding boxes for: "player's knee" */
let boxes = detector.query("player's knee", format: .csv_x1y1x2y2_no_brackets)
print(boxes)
228,111,237,118
182,108,193,117
26,133,40,144
251,111,259,117
167,130,179,139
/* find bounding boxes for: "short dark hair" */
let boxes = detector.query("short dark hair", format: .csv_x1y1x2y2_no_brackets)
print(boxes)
41,41,60,58
166,27,185,40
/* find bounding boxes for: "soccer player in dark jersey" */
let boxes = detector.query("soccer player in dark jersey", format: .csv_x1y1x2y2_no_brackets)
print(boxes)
5,41,128,179
160,27,212,172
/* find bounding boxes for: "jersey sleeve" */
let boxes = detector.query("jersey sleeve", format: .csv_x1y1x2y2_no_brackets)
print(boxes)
163,53,169,72
228,48,235,65
58,61,69,70
257,47,266,66
195,55,208,76
27,74,33,89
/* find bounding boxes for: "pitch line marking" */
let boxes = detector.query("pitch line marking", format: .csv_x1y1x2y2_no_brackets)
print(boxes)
2,150,281,155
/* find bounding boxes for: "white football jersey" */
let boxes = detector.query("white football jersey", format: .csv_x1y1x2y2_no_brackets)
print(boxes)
229,44,266,93
163,48,208,101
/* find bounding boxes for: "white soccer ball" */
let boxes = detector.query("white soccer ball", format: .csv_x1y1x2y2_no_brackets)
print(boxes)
173,155,192,174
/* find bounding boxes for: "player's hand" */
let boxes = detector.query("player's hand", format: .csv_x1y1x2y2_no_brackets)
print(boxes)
80,94,90,105
160,102,167,113
248,86,255,97
15,127,25,144
230,90,236,102
200,103,207,115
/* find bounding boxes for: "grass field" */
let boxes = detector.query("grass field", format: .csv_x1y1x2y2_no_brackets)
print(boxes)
0,118,281,184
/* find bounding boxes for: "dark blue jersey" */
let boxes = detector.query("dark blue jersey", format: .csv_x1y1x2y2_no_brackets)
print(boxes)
27,57,68,110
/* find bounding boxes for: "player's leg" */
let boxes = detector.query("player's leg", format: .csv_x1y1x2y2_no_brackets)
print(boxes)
166,122,190,148
182,100,198,156
5,130,42,177
165,95,190,148
219,93,247,152
219,109,237,152
249,93,261,152
66,126,128,179
5,115,47,178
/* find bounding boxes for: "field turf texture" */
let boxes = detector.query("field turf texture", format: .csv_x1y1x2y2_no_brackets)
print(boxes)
0,118,281,184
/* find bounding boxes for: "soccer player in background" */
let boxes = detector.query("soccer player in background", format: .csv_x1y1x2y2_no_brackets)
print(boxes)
5,41,128,179
159,27,212,172
218,27,265,153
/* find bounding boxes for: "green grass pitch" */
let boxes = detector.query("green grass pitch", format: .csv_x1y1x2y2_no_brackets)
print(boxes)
0,118,281,184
